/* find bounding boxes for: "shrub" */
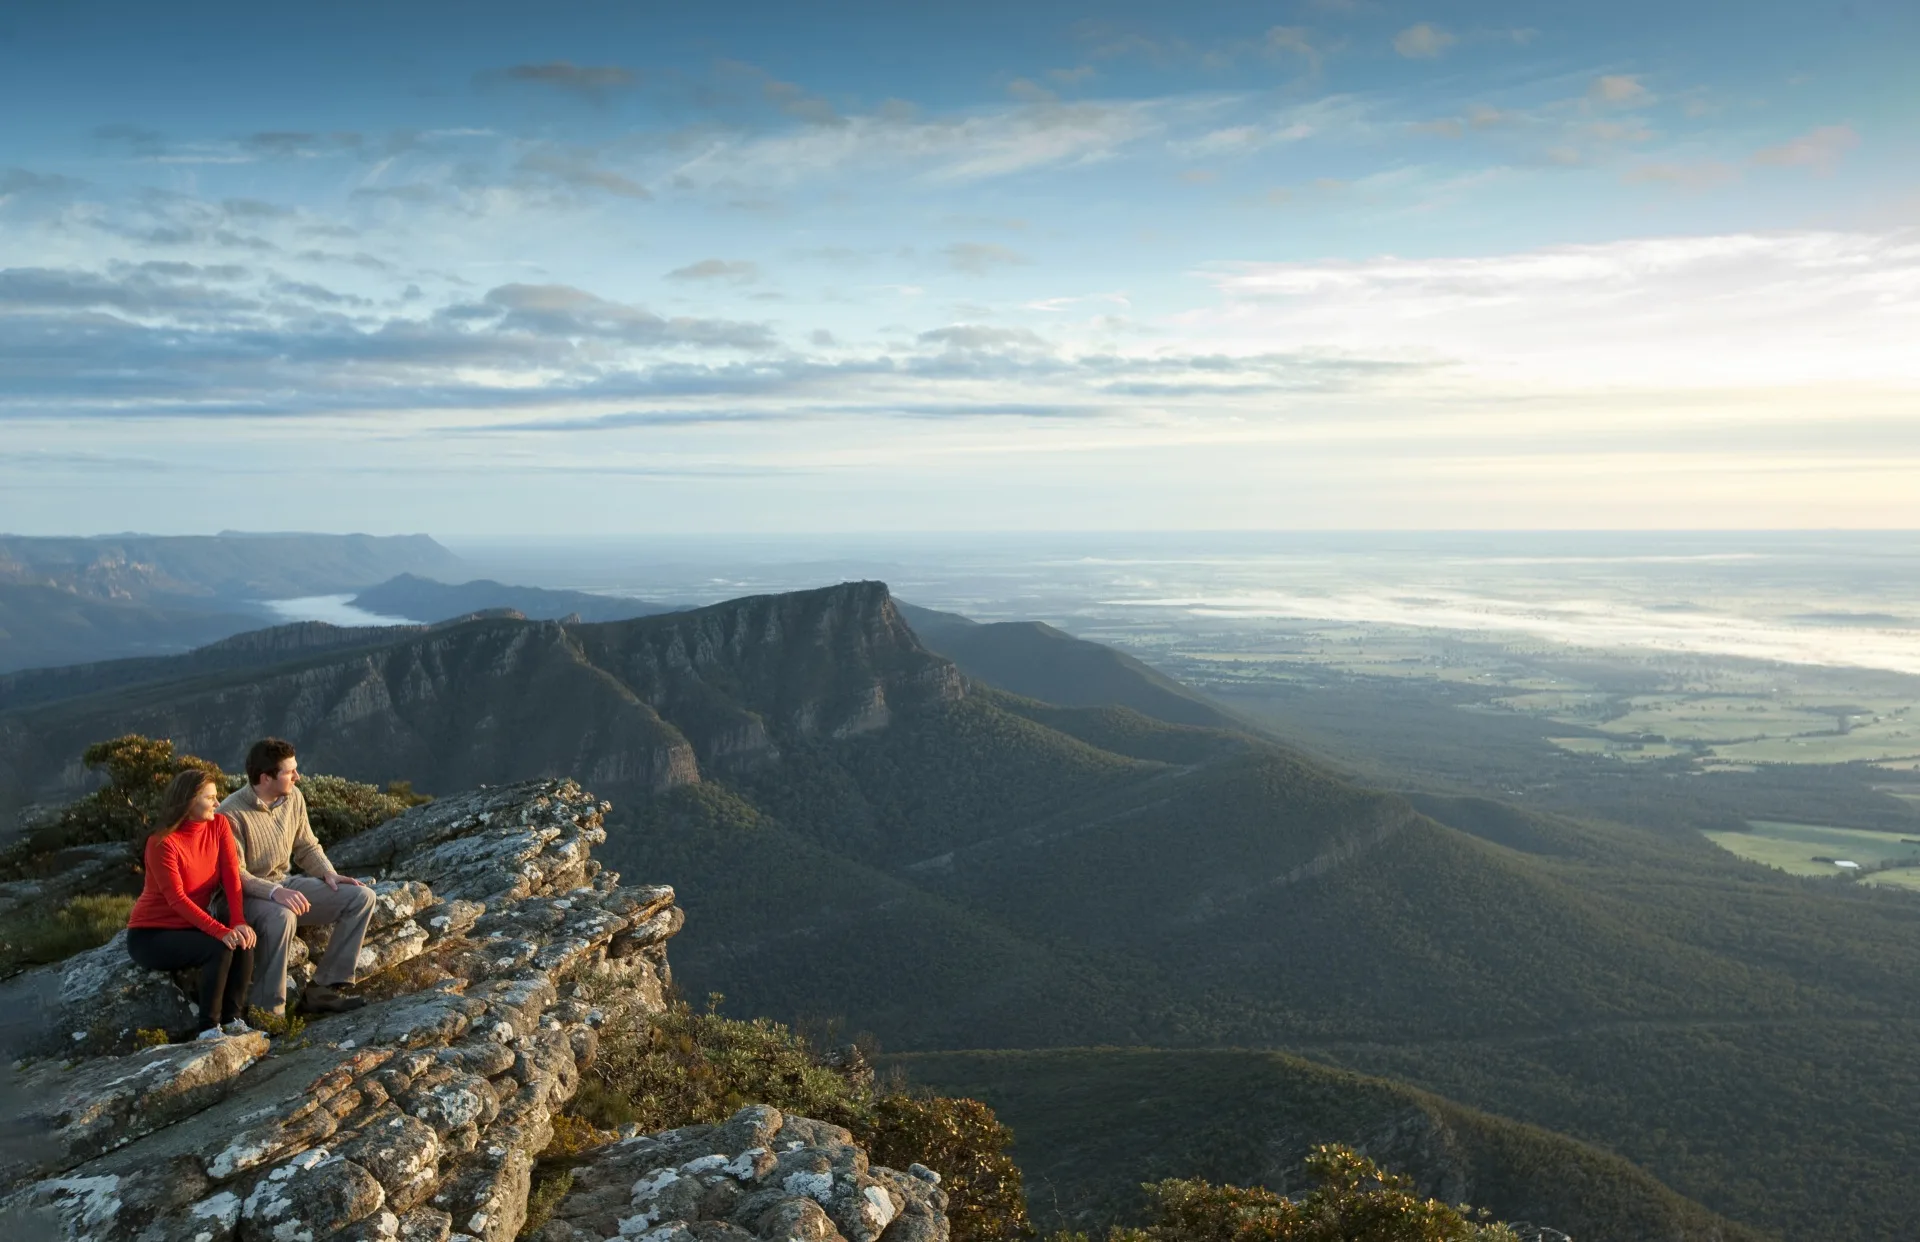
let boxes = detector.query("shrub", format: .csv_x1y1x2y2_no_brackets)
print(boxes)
131,1027,170,1050
864,1094,1031,1242
552,996,1030,1242
1104,1148,1520,1242
0,893,136,975
303,775,432,845
570,999,864,1134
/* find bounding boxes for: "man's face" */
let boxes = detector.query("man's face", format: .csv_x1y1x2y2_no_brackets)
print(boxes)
262,756,299,798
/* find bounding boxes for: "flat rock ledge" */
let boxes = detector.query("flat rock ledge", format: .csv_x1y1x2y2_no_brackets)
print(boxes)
0,779,722,1242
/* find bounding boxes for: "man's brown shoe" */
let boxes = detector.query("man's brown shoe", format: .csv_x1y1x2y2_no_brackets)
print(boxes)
299,983,367,1014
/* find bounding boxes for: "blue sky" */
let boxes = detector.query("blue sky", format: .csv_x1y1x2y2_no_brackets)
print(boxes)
2,0,1915,534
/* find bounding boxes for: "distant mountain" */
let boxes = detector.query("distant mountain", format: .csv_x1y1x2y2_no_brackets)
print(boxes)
0,532,464,605
0,583,261,674
895,602,1245,730
349,572,671,624
895,1048,1765,1242
0,532,465,671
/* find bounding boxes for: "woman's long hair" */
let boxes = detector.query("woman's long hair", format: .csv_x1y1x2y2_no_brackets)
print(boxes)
150,768,217,843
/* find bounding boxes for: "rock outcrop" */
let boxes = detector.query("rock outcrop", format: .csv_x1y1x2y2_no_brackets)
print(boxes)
528,1104,948,1242
2,779,951,1242
0,781,691,1241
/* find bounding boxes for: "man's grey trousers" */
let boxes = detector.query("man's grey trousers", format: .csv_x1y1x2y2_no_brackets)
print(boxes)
214,876,375,1010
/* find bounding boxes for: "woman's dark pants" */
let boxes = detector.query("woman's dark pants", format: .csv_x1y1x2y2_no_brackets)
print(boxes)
126,927,255,1030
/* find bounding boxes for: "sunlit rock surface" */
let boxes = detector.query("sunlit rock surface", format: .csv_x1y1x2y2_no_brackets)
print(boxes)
0,780,714,1242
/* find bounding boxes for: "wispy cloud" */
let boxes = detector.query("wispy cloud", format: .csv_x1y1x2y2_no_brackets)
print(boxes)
1200,229,1920,388
486,61,638,104
942,243,1032,275
1393,23,1456,59
1753,124,1860,174
667,259,761,283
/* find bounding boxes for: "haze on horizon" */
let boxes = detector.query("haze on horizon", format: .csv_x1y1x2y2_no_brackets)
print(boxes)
2,0,1917,536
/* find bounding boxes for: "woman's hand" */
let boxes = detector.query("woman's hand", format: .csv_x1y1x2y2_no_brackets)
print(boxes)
222,924,257,950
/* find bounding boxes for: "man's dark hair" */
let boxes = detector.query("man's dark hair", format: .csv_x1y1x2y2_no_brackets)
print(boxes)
246,737,298,786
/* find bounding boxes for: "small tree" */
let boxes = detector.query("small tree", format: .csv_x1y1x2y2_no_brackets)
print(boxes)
863,1094,1032,1242
1108,1147,1519,1242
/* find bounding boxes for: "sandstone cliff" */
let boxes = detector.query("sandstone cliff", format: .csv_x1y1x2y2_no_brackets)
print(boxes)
0,780,950,1242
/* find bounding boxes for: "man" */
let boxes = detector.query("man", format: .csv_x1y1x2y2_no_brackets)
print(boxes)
216,738,374,1015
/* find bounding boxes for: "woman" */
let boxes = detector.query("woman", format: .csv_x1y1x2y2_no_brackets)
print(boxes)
126,768,259,1038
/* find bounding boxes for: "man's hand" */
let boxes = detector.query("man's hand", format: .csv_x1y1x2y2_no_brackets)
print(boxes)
320,872,364,891
271,886,312,915
222,924,257,950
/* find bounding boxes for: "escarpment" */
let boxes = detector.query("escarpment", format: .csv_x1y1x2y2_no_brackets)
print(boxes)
0,780,951,1242
1,582,963,817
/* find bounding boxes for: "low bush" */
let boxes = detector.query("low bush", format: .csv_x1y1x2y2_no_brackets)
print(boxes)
1088,1148,1520,1242
0,893,135,975
303,775,432,845
545,992,1030,1242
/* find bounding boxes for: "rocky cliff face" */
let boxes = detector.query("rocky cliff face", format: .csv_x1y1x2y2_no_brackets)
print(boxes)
0,780,949,1242
1,582,962,816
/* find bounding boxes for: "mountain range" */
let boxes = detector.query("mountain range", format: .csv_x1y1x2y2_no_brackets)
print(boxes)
0,532,466,672
3,581,1916,1239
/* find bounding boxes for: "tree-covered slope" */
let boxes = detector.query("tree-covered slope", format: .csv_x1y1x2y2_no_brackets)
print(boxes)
897,602,1244,731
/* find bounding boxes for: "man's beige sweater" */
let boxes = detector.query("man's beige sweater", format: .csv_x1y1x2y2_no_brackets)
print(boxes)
217,784,337,900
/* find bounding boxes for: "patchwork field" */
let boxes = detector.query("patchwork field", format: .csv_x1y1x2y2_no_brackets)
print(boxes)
1703,819,1920,878
1163,621,1920,769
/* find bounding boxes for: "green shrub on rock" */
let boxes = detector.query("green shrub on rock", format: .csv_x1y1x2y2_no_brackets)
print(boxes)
1087,1148,1520,1242
302,774,432,845
554,995,1031,1242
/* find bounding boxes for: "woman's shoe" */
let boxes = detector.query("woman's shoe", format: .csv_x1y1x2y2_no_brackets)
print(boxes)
221,1020,253,1036
195,1026,226,1042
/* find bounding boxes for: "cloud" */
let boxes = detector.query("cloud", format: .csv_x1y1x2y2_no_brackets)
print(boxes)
221,197,295,219
490,61,637,103
515,147,653,199
0,168,85,199
1393,23,1455,59
1753,125,1860,174
461,283,776,350
0,265,261,317
1199,229,1920,389
667,259,761,283
1590,75,1650,106
943,243,1032,275
711,60,846,126
1625,161,1739,191
241,131,364,158
918,324,1049,352
93,123,166,156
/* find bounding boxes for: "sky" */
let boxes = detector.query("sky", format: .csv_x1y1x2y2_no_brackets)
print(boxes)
1,0,1916,535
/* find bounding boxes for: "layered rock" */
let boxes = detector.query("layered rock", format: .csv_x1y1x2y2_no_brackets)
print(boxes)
0,780,688,1242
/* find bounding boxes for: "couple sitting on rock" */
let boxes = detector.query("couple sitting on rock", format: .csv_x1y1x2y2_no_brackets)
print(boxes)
123,737,377,1038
